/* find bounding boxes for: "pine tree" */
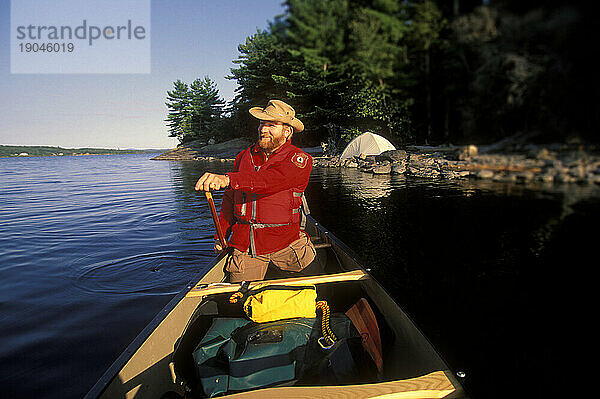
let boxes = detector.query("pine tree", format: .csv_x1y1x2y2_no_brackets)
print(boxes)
405,0,446,143
344,0,415,140
228,24,303,141
188,77,225,141
229,30,290,106
165,77,225,143
227,0,446,145
165,80,191,142
277,0,355,143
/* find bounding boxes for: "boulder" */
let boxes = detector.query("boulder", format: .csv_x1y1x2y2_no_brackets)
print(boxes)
515,171,536,182
535,148,556,161
196,138,252,159
538,172,555,183
458,145,478,160
561,173,578,183
372,162,391,174
375,149,408,163
391,162,407,174
477,170,495,179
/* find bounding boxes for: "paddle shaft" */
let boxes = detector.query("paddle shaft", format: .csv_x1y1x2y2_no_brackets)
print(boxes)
187,269,368,297
204,191,227,248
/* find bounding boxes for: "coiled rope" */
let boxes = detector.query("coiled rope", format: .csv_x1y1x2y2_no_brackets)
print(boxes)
229,291,243,303
316,300,337,348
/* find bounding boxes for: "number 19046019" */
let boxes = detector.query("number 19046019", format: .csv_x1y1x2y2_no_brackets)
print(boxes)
19,42,74,52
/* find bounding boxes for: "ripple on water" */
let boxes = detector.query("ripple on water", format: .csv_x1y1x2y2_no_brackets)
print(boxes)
71,250,214,297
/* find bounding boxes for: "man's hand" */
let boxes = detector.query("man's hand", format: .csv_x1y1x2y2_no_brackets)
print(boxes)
195,172,230,191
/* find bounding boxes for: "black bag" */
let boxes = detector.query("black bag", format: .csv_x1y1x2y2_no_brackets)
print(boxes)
300,313,377,385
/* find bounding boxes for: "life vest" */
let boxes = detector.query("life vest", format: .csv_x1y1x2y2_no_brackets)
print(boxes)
232,147,304,227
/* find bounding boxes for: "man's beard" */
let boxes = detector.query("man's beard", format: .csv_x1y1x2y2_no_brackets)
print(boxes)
257,134,286,152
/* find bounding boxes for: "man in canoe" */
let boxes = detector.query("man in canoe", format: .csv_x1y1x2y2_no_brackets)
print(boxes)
195,99,316,282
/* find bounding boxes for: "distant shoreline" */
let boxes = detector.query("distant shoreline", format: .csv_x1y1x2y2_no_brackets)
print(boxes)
0,145,166,158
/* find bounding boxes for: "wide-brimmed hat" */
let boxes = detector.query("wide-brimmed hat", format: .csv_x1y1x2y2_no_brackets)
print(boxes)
249,99,304,133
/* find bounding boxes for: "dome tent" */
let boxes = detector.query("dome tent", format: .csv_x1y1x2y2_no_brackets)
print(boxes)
339,132,396,160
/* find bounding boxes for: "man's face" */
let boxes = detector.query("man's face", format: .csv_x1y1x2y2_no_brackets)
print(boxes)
257,121,290,152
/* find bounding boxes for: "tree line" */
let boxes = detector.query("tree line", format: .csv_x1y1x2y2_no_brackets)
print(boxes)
166,0,596,149
0,145,157,157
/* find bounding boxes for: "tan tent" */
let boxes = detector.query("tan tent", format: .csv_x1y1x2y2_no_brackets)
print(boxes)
339,132,396,160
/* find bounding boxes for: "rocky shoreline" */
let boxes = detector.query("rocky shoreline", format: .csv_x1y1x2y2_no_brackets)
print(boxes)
315,143,600,185
151,138,251,162
153,138,600,185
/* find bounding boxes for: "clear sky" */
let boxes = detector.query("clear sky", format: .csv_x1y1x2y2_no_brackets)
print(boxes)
0,0,286,149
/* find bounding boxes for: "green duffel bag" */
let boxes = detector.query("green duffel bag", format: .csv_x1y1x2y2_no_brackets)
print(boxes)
192,317,315,397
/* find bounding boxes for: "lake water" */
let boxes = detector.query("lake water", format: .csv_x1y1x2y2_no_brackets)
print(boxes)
1,153,597,398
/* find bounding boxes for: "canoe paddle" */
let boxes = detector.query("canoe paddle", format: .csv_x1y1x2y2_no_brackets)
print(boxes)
346,297,383,375
204,191,227,249
187,270,368,297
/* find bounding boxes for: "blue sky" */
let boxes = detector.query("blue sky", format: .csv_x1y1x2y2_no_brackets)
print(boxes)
0,0,286,149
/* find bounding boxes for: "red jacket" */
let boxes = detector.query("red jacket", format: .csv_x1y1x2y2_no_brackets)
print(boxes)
217,140,312,255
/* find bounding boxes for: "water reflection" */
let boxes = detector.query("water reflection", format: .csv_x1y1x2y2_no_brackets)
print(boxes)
336,169,396,209
314,166,600,206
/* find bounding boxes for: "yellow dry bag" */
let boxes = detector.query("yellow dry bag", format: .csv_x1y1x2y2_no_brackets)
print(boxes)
231,284,317,323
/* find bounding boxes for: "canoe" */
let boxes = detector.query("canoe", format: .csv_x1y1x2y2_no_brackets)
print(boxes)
85,215,468,398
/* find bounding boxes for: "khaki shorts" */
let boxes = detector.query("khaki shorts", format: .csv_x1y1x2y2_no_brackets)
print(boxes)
225,231,316,282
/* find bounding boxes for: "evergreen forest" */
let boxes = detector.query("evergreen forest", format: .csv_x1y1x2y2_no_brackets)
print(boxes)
165,0,597,150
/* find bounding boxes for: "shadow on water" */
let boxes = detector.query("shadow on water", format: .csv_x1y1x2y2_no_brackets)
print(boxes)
306,167,599,398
